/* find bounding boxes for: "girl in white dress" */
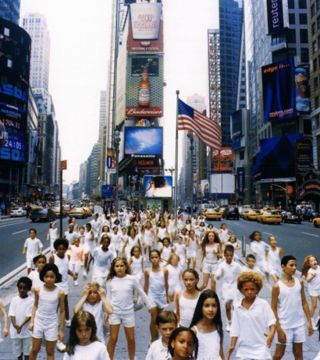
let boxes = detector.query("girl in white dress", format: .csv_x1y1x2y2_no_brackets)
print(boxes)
160,237,173,263
166,254,183,301
173,235,186,268
190,289,224,360
266,235,284,283
185,229,199,269
249,230,269,275
47,222,58,254
167,215,176,241
122,226,142,259
157,220,169,241
63,311,110,360
83,223,96,276
142,221,155,259
129,245,144,284
28,254,46,290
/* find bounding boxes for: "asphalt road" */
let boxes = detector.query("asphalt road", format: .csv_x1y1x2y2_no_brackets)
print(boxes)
0,216,89,278
211,218,320,268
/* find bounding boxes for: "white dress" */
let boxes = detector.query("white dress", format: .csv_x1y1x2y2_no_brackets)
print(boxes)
166,264,182,296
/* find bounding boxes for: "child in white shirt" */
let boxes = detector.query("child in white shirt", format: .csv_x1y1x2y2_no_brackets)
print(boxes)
23,228,43,274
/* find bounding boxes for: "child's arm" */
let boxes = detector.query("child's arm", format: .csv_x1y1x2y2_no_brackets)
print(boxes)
49,255,54,264
28,289,39,331
98,287,113,315
58,292,65,342
164,268,169,303
67,268,76,280
144,269,149,294
174,291,180,324
74,286,90,314
266,323,276,348
0,302,8,337
300,280,313,336
226,337,238,360
306,270,315,282
271,283,286,344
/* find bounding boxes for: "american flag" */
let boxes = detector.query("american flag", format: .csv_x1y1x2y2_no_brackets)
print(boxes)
177,98,221,148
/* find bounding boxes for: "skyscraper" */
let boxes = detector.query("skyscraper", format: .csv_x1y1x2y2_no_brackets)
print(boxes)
219,0,243,145
22,13,50,93
0,0,20,25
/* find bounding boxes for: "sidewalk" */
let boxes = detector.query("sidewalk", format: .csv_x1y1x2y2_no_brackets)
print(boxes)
0,257,319,359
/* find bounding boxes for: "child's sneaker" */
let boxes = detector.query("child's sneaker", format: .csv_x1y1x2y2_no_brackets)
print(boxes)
65,319,71,327
56,340,66,352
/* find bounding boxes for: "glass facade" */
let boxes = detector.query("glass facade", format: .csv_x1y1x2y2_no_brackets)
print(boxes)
219,0,243,146
0,0,20,25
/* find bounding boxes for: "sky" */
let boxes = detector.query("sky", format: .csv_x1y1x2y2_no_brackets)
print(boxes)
20,0,219,183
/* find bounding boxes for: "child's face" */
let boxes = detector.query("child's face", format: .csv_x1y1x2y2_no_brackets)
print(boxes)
29,230,36,239
150,252,160,266
79,228,84,234
171,256,179,266
240,281,259,301
87,289,100,305
122,228,126,234
43,271,56,286
310,257,318,269
246,257,256,269
158,322,176,344
56,245,67,257
202,297,218,320
114,260,127,277
114,227,118,233
101,238,110,249
133,248,140,258
253,232,261,241
225,251,234,263
163,239,170,247
76,324,92,346
282,259,297,276
183,272,197,290
269,237,277,247
36,258,46,272
74,239,80,247
18,282,29,298
207,232,215,243
171,331,194,359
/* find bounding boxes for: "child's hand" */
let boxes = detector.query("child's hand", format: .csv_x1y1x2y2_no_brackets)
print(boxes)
58,330,64,342
82,285,90,297
307,320,314,336
28,322,34,332
265,333,273,348
2,328,8,337
98,287,106,298
15,325,21,334
277,328,286,344
226,345,235,360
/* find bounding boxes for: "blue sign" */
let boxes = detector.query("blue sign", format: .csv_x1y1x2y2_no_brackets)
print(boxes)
101,185,113,198
267,0,284,35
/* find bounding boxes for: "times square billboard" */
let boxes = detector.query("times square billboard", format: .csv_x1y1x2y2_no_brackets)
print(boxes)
0,19,31,163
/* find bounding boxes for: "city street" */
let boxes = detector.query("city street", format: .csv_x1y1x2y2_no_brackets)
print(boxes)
0,217,88,278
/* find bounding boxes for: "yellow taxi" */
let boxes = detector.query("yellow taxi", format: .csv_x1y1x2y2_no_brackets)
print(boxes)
82,206,92,217
257,210,282,224
203,208,223,221
243,209,261,221
313,217,320,228
69,207,87,219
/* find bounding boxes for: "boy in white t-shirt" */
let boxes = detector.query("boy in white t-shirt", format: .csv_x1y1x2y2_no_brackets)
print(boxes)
146,310,177,360
272,255,313,360
22,228,43,274
9,277,34,359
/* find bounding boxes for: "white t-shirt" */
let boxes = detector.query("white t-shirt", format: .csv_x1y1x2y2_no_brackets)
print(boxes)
28,270,43,289
145,338,170,360
63,341,110,360
92,247,114,277
83,302,104,342
24,237,43,259
9,295,33,338
230,297,276,359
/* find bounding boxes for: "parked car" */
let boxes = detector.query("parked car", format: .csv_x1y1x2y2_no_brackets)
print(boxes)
243,209,261,221
30,207,56,222
10,207,27,217
313,217,320,228
282,211,302,224
223,207,240,220
68,207,87,219
203,208,223,221
257,210,282,224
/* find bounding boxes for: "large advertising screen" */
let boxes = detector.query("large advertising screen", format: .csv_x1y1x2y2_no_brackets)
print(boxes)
262,59,295,122
0,19,31,163
124,127,163,156
210,174,235,194
126,54,163,118
144,175,172,198
295,65,311,113
211,147,234,172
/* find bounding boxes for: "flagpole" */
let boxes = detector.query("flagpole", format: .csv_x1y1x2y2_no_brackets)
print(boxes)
174,90,180,226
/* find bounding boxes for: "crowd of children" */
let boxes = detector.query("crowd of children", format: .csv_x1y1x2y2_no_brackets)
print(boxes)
0,208,320,359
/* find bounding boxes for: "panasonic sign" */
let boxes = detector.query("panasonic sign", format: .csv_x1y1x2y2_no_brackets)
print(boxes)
267,0,284,35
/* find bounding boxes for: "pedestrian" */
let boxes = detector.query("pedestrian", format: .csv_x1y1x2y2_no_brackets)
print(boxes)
215,245,242,332
122,226,142,260
63,310,110,360
144,249,169,341
22,228,43,274
166,254,183,302
28,263,65,359
50,239,77,328
91,234,114,286
90,213,102,239
241,254,264,276
74,283,113,342
156,219,169,241
218,223,231,245
199,230,222,291
227,272,276,360
47,222,58,254
106,257,155,360
301,254,320,330
0,300,8,342
185,229,198,269
145,310,177,360
249,230,268,276
129,245,144,285
160,237,173,264
271,255,313,360
69,238,84,286
28,254,46,290
109,226,121,256
9,277,33,360
167,327,198,360
266,235,284,283
83,223,96,277
141,221,155,260
174,269,201,327
64,224,77,247
173,235,186,268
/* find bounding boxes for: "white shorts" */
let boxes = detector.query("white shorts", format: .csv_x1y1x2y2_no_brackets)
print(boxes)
12,337,32,356
69,262,81,274
33,317,58,341
314,350,320,360
26,257,35,269
57,282,69,295
308,288,320,297
202,262,218,275
109,311,135,327
149,293,167,309
276,325,306,344
186,250,196,259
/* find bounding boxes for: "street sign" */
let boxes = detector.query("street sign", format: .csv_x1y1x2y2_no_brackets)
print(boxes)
101,185,113,198
60,160,67,171
106,148,116,174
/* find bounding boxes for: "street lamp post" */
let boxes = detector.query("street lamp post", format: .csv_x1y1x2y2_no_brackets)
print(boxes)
165,167,175,213
114,128,121,215
271,184,288,210
187,132,194,217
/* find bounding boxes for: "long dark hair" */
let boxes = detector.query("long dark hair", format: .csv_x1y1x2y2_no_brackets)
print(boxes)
168,326,198,358
189,289,223,343
200,230,221,258
65,311,99,354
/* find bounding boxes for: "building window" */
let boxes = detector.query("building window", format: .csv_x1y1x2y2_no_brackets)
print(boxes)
317,0,320,11
239,151,244,160
299,0,306,8
7,59,12,68
299,13,307,24
300,29,308,43
4,27,10,37
289,13,295,25
318,16,320,29
314,76,319,89
301,48,309,62
312,22,316,35
312,3,316,17
288,0,295,9
315,96,320,109
313,40,317,54
287,29,296,43
314,58,318,71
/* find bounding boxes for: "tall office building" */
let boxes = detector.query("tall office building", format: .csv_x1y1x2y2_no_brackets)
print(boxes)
219,0,243,145
22,13,50,93
98,91,108,183
0,0,20,24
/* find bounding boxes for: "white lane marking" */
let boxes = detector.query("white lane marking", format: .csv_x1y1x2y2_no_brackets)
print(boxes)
263,232,273,236
301,232,320,238
12,229,28,235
